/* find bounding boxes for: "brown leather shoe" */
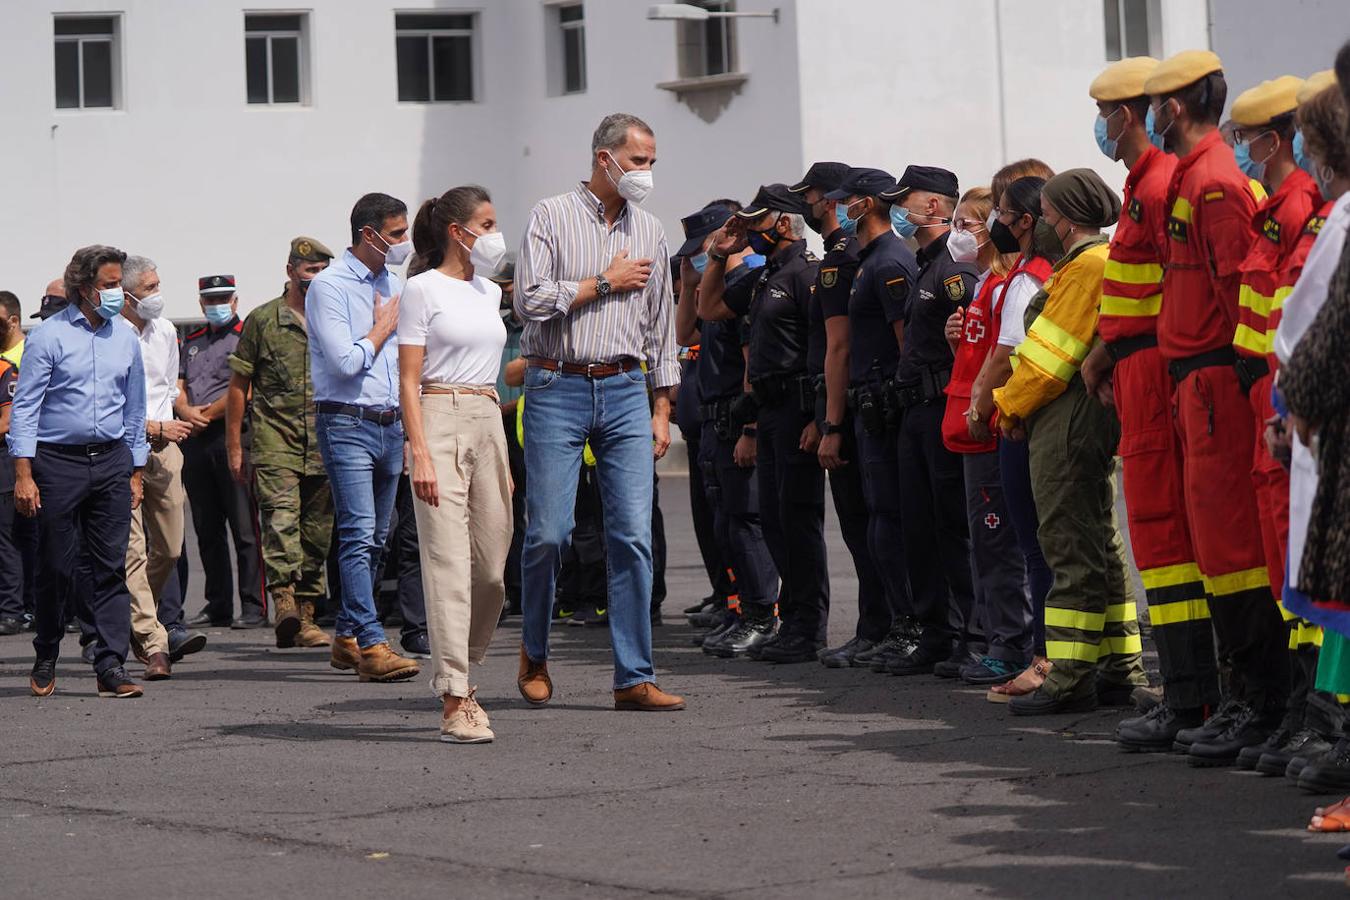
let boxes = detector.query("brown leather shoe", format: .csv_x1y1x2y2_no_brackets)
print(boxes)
143,652,172,680
357,642,420,683
517,645,553,706
273,587,301,649
296,601,332,647
614,682,686,712
330,636,361,672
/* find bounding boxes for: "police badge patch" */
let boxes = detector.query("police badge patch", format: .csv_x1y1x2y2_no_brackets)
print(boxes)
943,274,965,302
821,267,837,288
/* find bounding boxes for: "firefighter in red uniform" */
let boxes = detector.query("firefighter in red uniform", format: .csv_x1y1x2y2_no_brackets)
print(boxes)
1143,50,1290,767
1227,75,1330,771
1079,58,1220,752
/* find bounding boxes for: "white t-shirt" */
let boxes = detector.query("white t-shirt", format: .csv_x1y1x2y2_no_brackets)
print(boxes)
118,314,180,421
398,269,507,385
996,271,1046,348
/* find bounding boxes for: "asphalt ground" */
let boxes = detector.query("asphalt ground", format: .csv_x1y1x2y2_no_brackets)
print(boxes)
1,470,1344,898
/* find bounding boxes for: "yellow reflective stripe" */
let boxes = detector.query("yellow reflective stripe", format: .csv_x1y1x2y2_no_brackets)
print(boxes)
1270,284,1293,312
1290,622,1323,650
1017,338,1078,383
1140,563,1204,590
1103,259,1164,285
1232,323,1269,355
1099,634,1144,656
1044,607,1106,632
1045,640,1101,663
1204,566,1270,597
1028,316,1091,362
1249,178,1268,202
1100,292,1162,317
1171,197,1193,223
1148,598,1211,626
1276,599,1299,622
1237,283,1277,316
1105,601,1138,623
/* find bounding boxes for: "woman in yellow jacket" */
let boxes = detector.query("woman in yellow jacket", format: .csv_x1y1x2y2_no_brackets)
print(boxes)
994,169,1148,715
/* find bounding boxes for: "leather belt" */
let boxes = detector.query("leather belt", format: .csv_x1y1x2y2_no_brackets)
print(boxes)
1105,333,1158,363
1167,347,1237,384
527,357,641,378
314,401,401,425
38,440,120,457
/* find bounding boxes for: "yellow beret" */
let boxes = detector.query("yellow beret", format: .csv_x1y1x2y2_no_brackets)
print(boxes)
1231,76,1303,126
1089,57,1159,102
1298,69,1339,106
1144,50,1223,96
290,235,334,262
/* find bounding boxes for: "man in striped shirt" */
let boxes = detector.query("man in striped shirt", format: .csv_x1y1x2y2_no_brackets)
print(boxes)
514,112,685,713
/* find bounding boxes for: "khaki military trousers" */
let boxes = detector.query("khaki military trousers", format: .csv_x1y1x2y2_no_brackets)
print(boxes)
412,390,512,698
127,442,185,657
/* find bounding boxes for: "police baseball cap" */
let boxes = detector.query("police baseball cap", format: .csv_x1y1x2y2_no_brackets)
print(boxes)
677,203,735,257
198,274,237,297
735,184,812,220
33,293,68,320
880,165,960,201
789,161,851,194
824,167,898,201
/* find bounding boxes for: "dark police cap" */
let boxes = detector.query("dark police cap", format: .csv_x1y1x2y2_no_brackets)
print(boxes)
677,203,734,257
290,236,334,262
824,167,898,201
880,165,960,201
198,274,237,297
33,294,69,320
735,184,812,220
788,161,851,194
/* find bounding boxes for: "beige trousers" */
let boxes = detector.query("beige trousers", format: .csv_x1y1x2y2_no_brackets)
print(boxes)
127,442,185,657
413,390,512,698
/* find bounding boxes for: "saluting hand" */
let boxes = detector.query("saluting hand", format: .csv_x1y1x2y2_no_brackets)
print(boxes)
604,250,654,294
710,221,748,258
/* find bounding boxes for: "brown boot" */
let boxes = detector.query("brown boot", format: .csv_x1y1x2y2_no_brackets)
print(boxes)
614,682,686,712
517,645,553,706
330,636,361,672
357,642,420,683
273,586,301,649
143,652,171,681
296,601,332,648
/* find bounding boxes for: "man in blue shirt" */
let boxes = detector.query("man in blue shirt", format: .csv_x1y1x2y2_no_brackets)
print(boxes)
306,192,418,683
9,245,149,699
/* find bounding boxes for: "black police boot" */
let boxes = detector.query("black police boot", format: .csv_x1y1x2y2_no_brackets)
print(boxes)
1258,728,1334,777
758,633,825,664
860,618,921,671
1298,737,1350,794
699,612,743,652
1238,707,1302,771
819,636,875,669
684,594,719,616
934,643,981,679
886,644,947,677
1172,698,1243,753
1115,703,1205,753
706,614,777,659
1188,704,1277,768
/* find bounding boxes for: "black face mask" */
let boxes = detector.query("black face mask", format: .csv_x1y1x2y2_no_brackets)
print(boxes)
989,218,1023,254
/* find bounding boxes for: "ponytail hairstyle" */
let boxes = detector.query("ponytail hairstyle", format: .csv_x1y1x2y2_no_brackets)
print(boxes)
410,184,492,272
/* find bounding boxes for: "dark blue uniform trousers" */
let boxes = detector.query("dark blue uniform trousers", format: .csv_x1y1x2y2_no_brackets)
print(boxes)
699,420,778,612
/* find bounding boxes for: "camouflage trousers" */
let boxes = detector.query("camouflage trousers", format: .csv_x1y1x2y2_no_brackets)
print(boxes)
252,465,333,603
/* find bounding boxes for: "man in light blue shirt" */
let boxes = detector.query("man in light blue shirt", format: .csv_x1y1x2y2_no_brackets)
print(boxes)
305,192,418,682
9,245,149,699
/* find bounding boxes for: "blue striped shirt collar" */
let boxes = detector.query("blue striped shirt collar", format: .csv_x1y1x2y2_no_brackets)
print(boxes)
574,182,626,225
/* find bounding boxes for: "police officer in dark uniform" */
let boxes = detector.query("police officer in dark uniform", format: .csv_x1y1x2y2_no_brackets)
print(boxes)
824,168,920,672
790,162,889,668
677,203,781,656
178,275,265,628
878,166,982,677
700,184,826,664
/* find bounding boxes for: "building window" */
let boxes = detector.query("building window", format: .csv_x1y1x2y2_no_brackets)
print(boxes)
54,16,119,110
245,13,308,105
677,1,737,79
395,13,476,103
559,4,586,94
1103,0,1156,61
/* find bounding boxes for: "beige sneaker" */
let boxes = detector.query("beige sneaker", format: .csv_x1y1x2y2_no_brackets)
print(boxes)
441,690,494,744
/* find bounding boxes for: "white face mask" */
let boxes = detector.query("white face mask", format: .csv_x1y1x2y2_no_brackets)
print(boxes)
460,228,508,274
367,228,413,267
603,152,654,205
133,291,165,319
946,228,985,265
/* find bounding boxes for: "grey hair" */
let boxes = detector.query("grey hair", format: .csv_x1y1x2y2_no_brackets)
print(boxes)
591,113,654,155
781,213,806,239
122,255,157,293
63,244,127,301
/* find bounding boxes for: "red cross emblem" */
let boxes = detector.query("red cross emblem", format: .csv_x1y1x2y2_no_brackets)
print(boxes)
965,319,986,343
984,513,1000,529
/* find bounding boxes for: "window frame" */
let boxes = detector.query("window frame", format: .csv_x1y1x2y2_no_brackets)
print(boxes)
1102,0,1160,62
53,14,121,111
558,3,586,95
393,10,479,104
676,0,739,81
244,11,310,106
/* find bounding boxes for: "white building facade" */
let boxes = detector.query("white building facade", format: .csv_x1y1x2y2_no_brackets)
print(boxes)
0,0,1340,320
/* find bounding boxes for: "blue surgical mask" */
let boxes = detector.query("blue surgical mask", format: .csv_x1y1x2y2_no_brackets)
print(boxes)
95,287,124,319
890,205,919,240
1145,106,1167,152
691,252,709,274
743,253,767,269
1095,111,1120,161
835,202,859,237
204,303,234,326
1294,130,1317,178
1234,141,1266,183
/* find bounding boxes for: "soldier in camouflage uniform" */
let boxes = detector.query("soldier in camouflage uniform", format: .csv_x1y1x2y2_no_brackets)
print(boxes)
226,236,335,649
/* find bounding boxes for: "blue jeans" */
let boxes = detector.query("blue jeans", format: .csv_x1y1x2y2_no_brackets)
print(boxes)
317,412,404,648
521,366,655,689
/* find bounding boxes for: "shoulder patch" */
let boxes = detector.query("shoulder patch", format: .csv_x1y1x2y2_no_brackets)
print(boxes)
885,275,910,304
804,250,820,263
820,267,838,288
1203,190,1225,203
831,238,848,253
942,274,966,302
186,326,207,340
1305,216,1326,237
1128,197,1143,223
1261,216,1281,245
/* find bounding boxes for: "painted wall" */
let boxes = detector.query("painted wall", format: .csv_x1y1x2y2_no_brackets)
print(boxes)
1209,0,1347,109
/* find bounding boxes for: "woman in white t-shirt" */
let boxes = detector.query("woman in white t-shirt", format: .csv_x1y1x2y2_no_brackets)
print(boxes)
399,185,511,744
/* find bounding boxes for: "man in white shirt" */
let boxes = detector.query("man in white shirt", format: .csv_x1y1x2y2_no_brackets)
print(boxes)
119,256,205,678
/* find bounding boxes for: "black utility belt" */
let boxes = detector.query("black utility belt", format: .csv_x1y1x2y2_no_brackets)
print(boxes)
1234,355,1271,395
701,395,757,440
892,367,951,409
38,440,121,457
1167,347,1236,384
751,372,815,415
1105,333,1158,363
315,401,401,425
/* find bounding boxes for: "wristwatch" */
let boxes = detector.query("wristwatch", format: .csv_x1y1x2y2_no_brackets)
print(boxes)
741,426,758,438
595,274,612,298
821,421,845,436
708,251,728,263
